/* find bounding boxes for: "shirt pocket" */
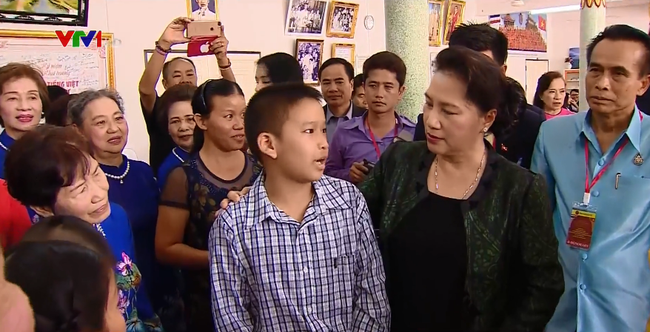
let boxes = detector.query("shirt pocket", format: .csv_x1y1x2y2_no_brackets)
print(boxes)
310,252,355,313
607,175,650,233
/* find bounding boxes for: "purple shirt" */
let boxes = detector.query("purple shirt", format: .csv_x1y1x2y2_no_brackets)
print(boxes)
325,114,415,181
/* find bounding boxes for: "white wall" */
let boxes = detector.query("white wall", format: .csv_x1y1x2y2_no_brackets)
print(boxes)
0,0,387,162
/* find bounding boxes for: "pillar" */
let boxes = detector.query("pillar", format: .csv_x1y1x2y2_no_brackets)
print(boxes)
384,0,430,120
579,0,606,111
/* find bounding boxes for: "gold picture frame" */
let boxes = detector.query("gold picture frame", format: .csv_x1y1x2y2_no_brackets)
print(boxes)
443,0,466,45
326,1,360,39
186,0,219,21
428,0,445,47
331,43,356,66
295,39,325,85
0,29,115,91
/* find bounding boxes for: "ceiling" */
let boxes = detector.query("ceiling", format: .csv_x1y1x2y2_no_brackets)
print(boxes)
475,0,650,16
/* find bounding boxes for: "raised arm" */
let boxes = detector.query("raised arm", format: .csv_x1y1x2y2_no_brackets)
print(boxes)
500,174,563,331
138,17,191,115
209,24,236,83
351,190,390,332
209,211,253,331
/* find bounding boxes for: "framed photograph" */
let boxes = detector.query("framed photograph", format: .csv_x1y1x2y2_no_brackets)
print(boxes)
295,39,324,84
443,0,466,44
285,0,328,35
187,0,219,21
331,43,355,66
326,1,359,38
0,0,89,26
428,0,444,47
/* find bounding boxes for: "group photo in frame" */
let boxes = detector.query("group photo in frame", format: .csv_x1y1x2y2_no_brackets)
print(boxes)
187,0,219,21
0,0,89,26
285,0,328,35
295,39,324,84
331,43,355,66
428,0,444,47
444,0,466,44
326,1,359,38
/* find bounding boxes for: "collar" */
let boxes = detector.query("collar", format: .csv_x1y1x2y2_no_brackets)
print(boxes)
173,147,190,161
99,155,129,173
344,112,410,133
580,107,643,154
0,130,15,151
325,102,354,122
247,173,349,227
414,140,499,209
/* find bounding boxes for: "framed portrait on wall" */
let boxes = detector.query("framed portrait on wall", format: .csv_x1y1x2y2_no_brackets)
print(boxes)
295,39,324,84
285,0,328,35
428,0,444,47
331,43,355,65
0,0,89,26
326,1,359,38
187,0,219,21
443,0,466,45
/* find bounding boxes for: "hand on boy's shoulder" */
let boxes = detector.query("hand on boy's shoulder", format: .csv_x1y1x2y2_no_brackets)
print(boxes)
218,186,252,210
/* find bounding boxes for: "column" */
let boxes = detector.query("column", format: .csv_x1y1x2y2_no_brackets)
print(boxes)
384,0,429,120
579,0,606,111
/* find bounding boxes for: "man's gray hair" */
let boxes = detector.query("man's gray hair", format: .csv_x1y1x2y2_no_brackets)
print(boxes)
67,89,125,127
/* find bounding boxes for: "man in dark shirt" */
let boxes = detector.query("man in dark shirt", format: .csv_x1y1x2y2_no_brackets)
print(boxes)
414,23,545,169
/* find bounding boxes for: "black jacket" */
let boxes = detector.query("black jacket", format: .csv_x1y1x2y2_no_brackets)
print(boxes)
414,81,545,169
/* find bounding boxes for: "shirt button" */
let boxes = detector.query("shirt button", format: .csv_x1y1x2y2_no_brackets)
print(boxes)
598,158,605,166
581,253,588,261
580,284,586,290
592,190,600,197
303,267,308,274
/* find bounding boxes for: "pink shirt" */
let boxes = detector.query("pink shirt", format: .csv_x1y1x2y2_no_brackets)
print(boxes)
545,108,573,120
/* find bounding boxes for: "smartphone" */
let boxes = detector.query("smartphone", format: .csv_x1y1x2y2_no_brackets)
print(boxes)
363,159,375,173
187,21,221,38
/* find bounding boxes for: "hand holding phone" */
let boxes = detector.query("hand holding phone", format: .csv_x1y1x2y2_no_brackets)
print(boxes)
186,21,222,38
363,159,375,173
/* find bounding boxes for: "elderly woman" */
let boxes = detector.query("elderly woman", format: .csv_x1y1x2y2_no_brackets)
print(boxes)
3,125,161,332
360,46,563,331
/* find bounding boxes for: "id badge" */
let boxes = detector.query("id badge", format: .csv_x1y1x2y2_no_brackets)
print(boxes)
566,202,597,250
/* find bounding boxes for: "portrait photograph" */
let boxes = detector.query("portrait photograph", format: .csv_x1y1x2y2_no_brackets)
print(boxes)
0,0,88,26
326,1,359,38
331,43,355,66
444,0,466,44
428,0,444,47
295,39,324,84
187,0,218,21
285,0,328,35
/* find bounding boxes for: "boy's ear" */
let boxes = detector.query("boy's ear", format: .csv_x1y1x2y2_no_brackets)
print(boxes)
257,133,278,160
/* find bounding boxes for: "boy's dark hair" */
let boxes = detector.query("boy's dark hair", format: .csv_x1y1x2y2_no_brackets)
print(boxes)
5,240,114,332
245,83,323,161
587,24,650,76
4,125,92,209
157,83,197,132
353,74,364,91
533,71,565,109
162,57,197,80
257,52,304,84
362,51,407,86
435,46,514,137
318,58,354,80
449,23,509,66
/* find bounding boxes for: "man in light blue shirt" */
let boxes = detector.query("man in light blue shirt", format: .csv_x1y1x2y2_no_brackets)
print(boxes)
532,24,650,332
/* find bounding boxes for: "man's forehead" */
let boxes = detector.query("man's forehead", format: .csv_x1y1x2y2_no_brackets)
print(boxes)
591,39,646,68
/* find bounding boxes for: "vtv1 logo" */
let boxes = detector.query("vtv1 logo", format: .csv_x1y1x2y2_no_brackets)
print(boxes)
55,30,102,48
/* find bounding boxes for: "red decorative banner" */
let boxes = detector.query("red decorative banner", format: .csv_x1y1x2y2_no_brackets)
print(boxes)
581,0,606,9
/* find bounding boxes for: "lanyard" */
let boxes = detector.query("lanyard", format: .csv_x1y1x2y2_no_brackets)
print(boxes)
583,111,643,204
366,117,398,159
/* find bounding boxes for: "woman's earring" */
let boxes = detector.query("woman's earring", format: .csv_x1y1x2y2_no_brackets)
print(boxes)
483,127,488,133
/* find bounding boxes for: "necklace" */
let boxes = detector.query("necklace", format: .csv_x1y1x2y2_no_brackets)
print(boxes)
434,149,486,199
104,159,130,184
172,147,185,162
94,223,106,237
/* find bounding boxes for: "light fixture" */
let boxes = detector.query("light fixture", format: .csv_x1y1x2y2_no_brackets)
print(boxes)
530,4,580,15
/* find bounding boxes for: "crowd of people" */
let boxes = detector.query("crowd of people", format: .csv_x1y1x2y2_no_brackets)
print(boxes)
0,16,650,332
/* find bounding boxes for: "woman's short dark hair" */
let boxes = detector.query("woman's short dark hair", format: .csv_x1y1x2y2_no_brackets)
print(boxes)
47,85,69,103
191,79,244,153
45,94,78,127
157,83,197,132
533,71,565,109
20,215,115,264
5,240,114,332
257,52,303,84
4,125,93,209
434,46,513,136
